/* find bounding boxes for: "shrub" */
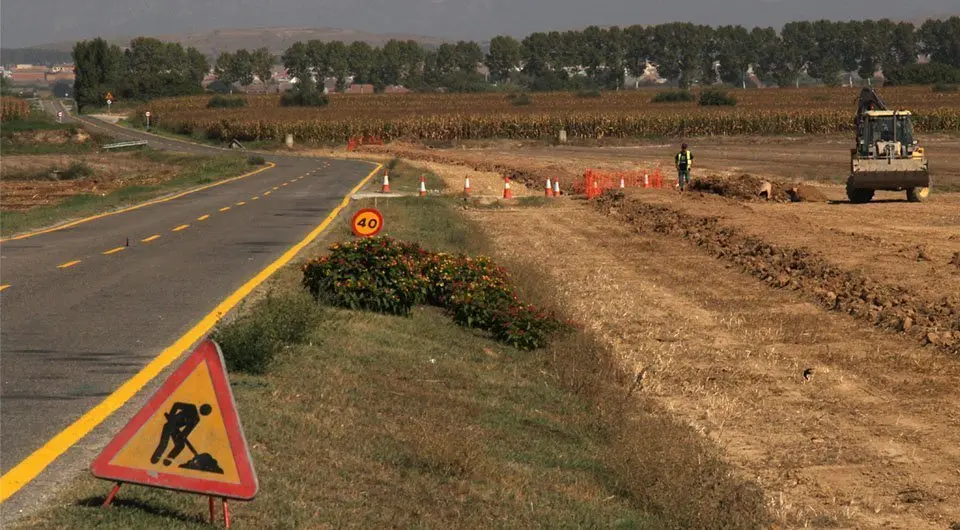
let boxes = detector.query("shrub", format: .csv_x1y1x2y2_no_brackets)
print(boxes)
302,237,570,350
60,161,94,180
301,237,427,316
280,90,329,107
575,89,603,98
651,90,695,103
248,155,266,165
933,83,958,93
212,292,319,374
698,89,737,106
207,95,247,108
510,93,533,106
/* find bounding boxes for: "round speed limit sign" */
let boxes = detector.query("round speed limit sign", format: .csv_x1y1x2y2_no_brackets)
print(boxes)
351,208,384,237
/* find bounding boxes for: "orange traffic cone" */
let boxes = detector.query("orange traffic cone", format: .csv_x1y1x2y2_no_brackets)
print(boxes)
419,176,427,197
464,176,471,197
545,178,553,197
553,178,560,196
619,176,626,189
381,172,391,193
643,173,650,189
503,176,513,199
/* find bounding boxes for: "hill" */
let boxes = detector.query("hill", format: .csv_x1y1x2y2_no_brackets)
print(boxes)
22,27,450,57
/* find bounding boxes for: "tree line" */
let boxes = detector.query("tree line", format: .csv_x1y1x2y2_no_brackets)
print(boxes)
71,17,960,109
72,37,209,111
279,17,960,92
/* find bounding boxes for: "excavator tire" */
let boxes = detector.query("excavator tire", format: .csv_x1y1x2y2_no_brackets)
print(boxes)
846,182,875,204
906,187,930,203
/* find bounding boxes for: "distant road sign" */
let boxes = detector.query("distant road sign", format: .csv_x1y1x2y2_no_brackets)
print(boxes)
351,208,384,237
90,340,258,500
146,111,151,117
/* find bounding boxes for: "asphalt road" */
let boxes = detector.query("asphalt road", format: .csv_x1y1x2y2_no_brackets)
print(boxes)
0,108,375,492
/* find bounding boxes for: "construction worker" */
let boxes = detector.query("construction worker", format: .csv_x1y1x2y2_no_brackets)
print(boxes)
675,143,693,190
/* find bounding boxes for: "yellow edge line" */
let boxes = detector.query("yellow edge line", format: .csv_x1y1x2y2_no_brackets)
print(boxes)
0,162,276,243
102,247,125,255
142,235,161,243
0,161,382,503
57,260,81,269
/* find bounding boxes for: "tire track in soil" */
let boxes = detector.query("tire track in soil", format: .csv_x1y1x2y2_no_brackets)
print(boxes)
466,202,960,529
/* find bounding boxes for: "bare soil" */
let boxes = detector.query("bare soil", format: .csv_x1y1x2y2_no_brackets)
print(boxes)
362,134,960,529
0,153,179,211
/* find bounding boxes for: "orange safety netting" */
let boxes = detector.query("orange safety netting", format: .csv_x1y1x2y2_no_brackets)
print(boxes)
576,167,665,198
346,135,384,151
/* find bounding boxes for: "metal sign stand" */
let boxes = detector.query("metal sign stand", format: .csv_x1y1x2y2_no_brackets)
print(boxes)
101,482,231,528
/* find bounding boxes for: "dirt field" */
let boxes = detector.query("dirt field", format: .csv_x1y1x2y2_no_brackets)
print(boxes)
0,153,181,211
350,134,960,529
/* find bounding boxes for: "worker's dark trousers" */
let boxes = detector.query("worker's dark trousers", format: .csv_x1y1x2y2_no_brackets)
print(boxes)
677,169,690,190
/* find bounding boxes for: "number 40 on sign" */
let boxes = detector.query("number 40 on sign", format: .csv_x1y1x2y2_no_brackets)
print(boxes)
351,208,383,237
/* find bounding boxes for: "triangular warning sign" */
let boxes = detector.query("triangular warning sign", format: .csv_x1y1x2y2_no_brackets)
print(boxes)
91,339,258,500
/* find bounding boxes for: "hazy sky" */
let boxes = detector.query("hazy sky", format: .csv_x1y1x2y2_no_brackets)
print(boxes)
2,0,957,48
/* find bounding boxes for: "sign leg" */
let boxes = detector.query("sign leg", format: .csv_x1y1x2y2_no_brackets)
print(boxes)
223,498,231,528
209,496,216,524
101,482,121,508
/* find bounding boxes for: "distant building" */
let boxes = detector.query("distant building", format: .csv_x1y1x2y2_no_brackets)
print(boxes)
10,67,46,84
383,85,410,94
344,83,375,94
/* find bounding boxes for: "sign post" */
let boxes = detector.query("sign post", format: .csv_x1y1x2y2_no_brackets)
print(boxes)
145,111,151,130
105,92,114,114
57,110,63,123
351,208,384,238
90,339,257,527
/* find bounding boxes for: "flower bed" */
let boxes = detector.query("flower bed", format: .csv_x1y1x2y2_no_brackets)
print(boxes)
302,236,568,350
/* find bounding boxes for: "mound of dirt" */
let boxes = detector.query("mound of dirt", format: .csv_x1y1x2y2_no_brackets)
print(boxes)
785,183,829,203
688,174,791,202
593,193,960,355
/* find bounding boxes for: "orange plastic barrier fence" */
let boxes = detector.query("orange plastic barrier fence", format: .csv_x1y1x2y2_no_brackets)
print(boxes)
576,167,665,198
346,135,384,151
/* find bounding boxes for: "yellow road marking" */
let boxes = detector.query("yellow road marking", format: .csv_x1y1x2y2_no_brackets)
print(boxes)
272,186,279,190
172,224,189,232
236,201,246,206
57,260,81,269
0,162,381,503
281,183,288,187
251,196,259,201
219,206,231,212
102,247,126,255
197,215,210,221
142,235,161,243
0,285,10,292
264,191,272,196
0,163,276,243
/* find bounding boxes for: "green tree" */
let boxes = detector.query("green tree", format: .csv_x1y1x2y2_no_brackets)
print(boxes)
919,17,960,68
648,22,708,88
252,47,274,86
623,25,653,82
776,21,817,87
715,25,753,88
232,49,255,86
485,35,523,83
282,42,312,84
454,41,483,72
215,51,237,86
72,37,124,111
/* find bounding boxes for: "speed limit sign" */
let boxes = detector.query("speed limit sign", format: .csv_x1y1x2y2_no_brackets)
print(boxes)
145,111,151,117
351,208,384,237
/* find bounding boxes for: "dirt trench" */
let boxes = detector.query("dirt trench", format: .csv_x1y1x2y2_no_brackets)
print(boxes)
593,191,960,355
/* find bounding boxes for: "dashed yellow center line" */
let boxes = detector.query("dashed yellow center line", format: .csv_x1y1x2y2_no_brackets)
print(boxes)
219,207,231,212
0,285,10,292
197,214,210,221
57,260,81,269
102,247,126,255
236,201,246,206
142,235,161,243
264,191,272,196
251,196,260,201
281,183,288,187
172,224,189,232
272,186,279,191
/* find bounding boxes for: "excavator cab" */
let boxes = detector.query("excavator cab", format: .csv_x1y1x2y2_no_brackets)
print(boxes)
848,88,930,203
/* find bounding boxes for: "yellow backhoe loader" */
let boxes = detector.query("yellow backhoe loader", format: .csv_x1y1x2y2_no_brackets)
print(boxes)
847,87,930,203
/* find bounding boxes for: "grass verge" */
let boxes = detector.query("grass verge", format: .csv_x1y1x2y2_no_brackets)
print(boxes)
13,162,768,529
0,151,253,237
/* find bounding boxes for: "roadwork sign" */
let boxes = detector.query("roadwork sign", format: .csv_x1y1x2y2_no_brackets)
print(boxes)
90,340,258,499
351,208,384,237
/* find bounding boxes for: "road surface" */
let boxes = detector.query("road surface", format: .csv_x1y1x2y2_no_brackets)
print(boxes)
0,107,376,508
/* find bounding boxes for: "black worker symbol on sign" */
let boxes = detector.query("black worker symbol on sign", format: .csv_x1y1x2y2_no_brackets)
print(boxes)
150,402,224,474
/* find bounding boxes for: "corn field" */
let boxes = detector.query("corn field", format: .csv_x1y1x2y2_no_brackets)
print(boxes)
0,97,30,122
139,87,960,143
